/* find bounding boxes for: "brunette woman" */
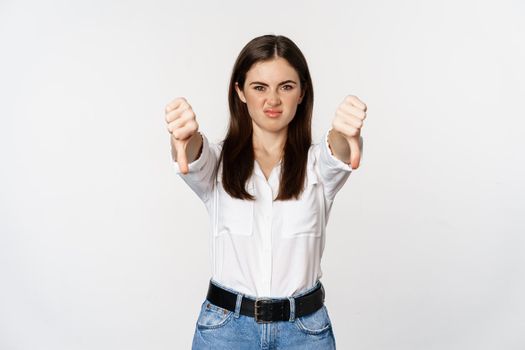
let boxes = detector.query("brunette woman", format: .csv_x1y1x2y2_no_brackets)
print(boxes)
165,34,367,349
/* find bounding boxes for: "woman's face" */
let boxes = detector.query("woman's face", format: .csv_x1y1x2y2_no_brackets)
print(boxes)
235,57,304,135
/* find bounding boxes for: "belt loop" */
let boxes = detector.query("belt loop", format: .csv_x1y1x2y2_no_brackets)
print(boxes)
287,296,295,322
234,293,243,318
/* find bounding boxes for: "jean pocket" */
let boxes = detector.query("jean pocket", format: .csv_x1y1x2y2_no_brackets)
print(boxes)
196,300,234,330
294,305,332,335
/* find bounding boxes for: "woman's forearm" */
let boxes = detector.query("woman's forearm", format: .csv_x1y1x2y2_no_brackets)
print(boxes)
327,129,352,164
171,132,203,164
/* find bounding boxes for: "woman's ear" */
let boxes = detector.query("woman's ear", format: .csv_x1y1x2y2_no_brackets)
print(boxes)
298,95,304,104
235,82,247,103
298,87,306,104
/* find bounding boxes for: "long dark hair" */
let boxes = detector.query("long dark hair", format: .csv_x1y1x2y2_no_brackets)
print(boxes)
219,34,314,200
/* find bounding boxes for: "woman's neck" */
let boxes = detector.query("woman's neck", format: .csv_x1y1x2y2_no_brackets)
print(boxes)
252,126,287,158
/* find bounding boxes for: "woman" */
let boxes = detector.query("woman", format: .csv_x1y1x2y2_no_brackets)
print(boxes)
165,34,367,349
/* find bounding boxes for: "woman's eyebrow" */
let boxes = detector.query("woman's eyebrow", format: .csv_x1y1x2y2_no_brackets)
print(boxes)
249,80,298,86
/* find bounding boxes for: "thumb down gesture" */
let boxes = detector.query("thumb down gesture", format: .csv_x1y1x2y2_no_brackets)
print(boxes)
165,97,199,174
331,95,367,169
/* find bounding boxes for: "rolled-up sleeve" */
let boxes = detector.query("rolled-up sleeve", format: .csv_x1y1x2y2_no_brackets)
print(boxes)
173,133,219,203
317,129,355,201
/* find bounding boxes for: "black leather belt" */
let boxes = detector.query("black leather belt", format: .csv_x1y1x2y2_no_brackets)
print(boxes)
205,280,325,323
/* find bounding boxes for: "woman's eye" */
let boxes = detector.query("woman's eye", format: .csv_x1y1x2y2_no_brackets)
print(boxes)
254,86,265,91
282,85,294,90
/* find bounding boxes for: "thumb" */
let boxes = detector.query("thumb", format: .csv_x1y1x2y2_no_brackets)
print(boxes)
347,136,361,170
175,139,189,174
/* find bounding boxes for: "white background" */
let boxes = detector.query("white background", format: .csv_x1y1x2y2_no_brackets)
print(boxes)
1,0,524,349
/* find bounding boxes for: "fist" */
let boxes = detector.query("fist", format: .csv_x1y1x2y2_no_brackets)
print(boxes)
165,97,199,174
332,95,367,169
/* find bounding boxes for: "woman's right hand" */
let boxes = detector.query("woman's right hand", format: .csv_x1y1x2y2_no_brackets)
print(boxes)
165,97,199,174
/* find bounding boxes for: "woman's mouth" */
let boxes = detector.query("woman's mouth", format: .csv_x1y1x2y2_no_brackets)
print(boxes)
264,109,282,118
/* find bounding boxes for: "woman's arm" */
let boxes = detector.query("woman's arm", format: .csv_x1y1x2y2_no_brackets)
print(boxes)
328,95,367,169
165,97,200,174
165,97,217,202
170,131,203,165
317,95,367,201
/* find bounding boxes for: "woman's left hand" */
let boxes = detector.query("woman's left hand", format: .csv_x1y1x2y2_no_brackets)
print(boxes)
331,95,367,169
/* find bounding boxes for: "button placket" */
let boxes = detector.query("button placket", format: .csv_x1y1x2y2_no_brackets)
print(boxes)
262,182,273,293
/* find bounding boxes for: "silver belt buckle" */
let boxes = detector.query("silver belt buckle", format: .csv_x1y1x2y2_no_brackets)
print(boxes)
254,297,272,323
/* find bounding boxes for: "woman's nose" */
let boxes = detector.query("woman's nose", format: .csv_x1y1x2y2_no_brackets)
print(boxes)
267,90,281,106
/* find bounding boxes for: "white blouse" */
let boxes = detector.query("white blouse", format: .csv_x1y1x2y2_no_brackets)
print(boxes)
173,129,355,298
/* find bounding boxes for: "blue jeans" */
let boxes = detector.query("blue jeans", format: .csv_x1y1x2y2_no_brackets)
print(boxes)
191,279,336,349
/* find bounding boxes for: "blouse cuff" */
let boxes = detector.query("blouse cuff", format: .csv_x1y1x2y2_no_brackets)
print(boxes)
173,132,210,174
321,128,354,172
